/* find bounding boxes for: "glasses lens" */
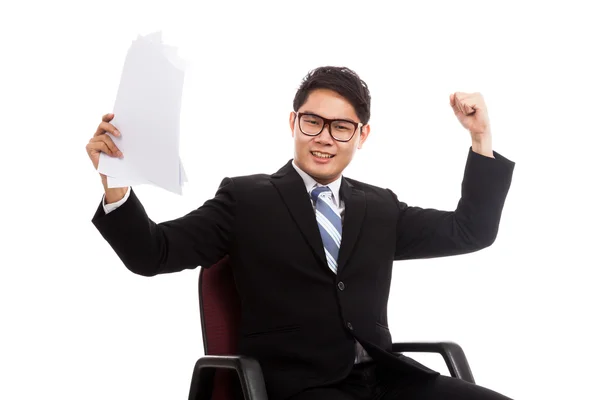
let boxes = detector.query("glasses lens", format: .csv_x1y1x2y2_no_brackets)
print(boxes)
330,120,355,141
299,114,324,135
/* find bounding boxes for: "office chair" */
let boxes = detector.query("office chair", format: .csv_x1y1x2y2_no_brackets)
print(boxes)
188,256,475,400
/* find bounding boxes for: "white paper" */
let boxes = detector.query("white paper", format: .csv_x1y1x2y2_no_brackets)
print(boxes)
107,158,187,188
98,31,187,195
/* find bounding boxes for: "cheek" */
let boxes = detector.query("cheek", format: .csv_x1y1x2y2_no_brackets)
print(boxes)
294,134,312,150
339,144,357,159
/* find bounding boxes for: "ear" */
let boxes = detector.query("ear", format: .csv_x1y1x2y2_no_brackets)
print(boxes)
289,111,297,137
357,124,371,149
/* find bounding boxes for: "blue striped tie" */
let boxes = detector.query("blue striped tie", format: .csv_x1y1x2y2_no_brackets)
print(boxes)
310,186,342,274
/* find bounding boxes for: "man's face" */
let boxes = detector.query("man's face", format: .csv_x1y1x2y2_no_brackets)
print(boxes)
289,88,370,184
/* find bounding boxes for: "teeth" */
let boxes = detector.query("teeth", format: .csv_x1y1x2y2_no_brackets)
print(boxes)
312,151,333,158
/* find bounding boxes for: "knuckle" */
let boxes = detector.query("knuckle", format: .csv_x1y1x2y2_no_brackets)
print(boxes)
104,140,116,152
106,137,116,149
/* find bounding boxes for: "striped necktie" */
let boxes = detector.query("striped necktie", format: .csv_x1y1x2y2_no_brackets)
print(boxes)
310,186,342,274
311,185,372,364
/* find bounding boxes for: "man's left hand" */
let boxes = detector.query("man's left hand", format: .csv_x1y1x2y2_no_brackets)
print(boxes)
450,92,494,157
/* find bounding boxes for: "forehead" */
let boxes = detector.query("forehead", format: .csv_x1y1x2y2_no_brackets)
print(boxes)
299,88,359,121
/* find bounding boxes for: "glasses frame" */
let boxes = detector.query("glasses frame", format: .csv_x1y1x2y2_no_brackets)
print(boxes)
296,112,363,142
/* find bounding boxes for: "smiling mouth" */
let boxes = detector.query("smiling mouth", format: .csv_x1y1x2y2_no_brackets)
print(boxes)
311,151,335,159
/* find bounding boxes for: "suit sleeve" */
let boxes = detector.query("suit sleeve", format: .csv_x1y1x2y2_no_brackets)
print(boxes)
393,147,515,261
91,177,236,276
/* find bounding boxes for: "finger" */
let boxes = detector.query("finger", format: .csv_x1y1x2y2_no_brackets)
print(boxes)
90,134,122,157
86,141,115,158
461,97,477,114
451,102,461,115
98,133,123,156
94,121,121,137
452,93,466,114
461,93,483,110
454,92,467,101
456,97,466,114
459,96,475,114
450,94,462,115
102,113,114,122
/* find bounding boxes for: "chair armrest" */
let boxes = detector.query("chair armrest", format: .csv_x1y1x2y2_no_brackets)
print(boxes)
392,341,475,384
188,355,268,400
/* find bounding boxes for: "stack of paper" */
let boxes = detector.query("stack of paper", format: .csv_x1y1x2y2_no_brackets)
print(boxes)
98,31,188,195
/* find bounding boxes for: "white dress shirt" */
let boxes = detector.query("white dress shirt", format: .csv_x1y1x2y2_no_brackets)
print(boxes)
102,161,372,363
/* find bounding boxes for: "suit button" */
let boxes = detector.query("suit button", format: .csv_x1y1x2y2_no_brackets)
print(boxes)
337,281,345,291
347,322,353,330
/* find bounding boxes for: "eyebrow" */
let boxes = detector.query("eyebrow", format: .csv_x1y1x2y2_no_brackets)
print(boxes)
303,110,359,124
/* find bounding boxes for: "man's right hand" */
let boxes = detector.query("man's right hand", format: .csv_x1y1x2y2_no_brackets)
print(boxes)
86,113,129,203
86,113,123,172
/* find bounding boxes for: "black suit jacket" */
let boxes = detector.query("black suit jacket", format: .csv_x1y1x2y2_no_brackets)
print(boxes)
92,147,515,400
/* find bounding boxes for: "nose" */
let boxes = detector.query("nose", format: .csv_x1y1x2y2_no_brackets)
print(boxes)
315,123,335,145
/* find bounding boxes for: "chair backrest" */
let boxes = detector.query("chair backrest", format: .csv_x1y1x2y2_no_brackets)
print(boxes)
198,256,241,400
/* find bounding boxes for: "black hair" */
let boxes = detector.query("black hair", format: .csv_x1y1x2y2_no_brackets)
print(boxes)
292,66,371,124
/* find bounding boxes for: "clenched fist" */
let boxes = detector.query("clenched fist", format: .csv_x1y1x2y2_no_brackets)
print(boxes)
450,92,494,158
450,92,491,137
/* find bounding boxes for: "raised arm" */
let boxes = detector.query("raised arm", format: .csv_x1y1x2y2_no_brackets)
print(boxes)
394,92,515,260
86,113,235,276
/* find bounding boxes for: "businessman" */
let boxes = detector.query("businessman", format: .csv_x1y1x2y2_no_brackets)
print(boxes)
88,66,515,400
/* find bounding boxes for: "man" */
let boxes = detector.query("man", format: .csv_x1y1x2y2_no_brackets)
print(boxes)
88,66,515,400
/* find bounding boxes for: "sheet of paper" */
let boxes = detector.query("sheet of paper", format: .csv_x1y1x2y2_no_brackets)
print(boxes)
107,158,187,188
98,31,187,195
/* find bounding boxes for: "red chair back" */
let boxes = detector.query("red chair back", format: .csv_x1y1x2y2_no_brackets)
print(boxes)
199,256,241,400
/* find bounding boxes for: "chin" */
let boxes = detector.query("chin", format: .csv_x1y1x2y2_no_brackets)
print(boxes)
297,156,342,181
309,166,340,183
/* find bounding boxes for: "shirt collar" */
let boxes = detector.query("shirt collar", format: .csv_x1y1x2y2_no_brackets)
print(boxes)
291,159,343,207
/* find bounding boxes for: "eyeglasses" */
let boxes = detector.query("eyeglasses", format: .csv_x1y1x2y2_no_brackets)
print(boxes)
295,112,362,142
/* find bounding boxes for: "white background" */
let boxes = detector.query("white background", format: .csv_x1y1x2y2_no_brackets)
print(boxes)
1,1,599,399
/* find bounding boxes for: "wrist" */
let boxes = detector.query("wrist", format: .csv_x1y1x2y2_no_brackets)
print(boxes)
101,174,129,203
471,133,494,158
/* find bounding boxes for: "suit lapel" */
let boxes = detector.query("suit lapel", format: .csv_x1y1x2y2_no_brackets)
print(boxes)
271,161,328,269
337,178,366,273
